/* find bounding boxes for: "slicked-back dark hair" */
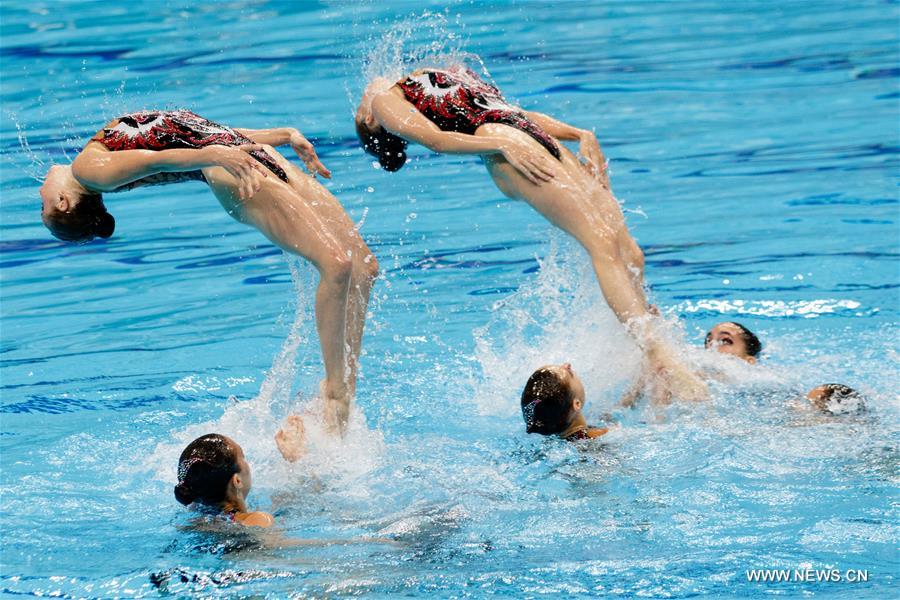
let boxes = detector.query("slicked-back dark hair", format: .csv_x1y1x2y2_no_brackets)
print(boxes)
44,191,115,243
355,121,408,172
520,368,575,435
730,322,762,357
174,434,239,506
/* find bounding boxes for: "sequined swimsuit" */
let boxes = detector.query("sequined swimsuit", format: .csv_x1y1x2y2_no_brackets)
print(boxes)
397,67,561,160
565,426,609,442
90,109,288,191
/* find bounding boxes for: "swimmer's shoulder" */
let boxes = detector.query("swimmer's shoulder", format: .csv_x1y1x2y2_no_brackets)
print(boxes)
82,118,122,152
586,426,610,439
235,510,274,528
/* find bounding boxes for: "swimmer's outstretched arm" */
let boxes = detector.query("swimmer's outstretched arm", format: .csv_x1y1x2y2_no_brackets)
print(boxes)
524,111,609,187
232,127,297,146
72,143,268,199
370,92,556,185
233,127,331,178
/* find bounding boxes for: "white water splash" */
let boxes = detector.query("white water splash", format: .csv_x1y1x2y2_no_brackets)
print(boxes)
673,298,870,318
148,256,384,497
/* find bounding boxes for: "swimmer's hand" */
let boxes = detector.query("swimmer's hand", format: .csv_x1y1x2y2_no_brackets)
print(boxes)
206,144,268,200
289,129,332,179
275,415,307,463
500,141,556,185
577,130,608,186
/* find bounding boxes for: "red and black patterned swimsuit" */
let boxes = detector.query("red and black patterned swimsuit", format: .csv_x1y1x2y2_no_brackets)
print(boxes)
397,67,562,161
90,109,288,191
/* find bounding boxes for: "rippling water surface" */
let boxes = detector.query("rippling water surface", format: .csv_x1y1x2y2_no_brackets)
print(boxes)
1,1,898,598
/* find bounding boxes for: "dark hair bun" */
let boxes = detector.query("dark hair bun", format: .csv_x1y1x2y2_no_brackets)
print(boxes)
356,122,408,172
95,212,115,239
378,146,407,172
174,482,195,506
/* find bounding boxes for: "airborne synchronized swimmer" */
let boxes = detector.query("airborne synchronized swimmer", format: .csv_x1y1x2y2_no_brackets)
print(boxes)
38,62,857,528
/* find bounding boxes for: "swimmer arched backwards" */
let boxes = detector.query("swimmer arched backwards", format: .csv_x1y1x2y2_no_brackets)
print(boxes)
355,65,706,401
40,110,377,432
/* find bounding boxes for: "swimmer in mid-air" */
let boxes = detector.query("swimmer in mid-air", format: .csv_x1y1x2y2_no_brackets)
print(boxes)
704,322,762,363
356,65,706,401
39,110,377,433
174,417,305,527
521,364,610,441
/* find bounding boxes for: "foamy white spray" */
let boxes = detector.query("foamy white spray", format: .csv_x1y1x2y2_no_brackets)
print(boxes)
149,256,384,497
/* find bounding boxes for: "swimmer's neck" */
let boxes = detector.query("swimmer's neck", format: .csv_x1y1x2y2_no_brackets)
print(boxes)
221,497,248,516
560,413,588,439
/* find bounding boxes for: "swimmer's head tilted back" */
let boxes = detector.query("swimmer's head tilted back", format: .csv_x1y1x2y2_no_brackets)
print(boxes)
174,433,249,507
355,78,408,172
40,165,115,243
521,364,586,435
806,383,867,416
704,322,761,363
355,119,408,172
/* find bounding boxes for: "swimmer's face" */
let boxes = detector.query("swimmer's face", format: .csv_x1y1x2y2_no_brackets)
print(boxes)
40,166,114,243
223,436,252,497
40,165,74,215
705,322,756,363
356,79,392,134
544,363,586,412
806,386,830,412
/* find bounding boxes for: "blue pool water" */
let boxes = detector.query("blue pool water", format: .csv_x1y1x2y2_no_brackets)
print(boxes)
1,0,898,597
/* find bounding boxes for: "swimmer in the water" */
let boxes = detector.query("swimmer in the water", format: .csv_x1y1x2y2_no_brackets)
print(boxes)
521,364,610,441
39,110,377,433
174,417,305,528
806,383,867,416
622,321,763,406
355,65,707,402
704,322,761,363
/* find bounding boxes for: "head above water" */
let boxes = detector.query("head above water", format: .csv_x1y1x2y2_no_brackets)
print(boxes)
520,363,586,436
704,322,761,363
806,384,867,416
174,433,251,507
40,165,115,243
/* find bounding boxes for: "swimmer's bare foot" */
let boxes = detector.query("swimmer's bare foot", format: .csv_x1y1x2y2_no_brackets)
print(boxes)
275,415,306,462
320,380,351,435
649,347,709,402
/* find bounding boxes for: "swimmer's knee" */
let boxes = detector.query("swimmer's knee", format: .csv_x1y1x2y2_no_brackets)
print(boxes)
360,252,379,280
319,253,353,283
629,242,645,271
583,233,618,259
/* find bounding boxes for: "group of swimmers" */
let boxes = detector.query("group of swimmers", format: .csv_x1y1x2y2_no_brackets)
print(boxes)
520,321,866,444
38,64,863,528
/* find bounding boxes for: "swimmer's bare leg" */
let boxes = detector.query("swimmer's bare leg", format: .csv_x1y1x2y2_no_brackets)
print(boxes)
269,152,379,408
203,157,372,432
350,246,379,382
479,127,707,401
